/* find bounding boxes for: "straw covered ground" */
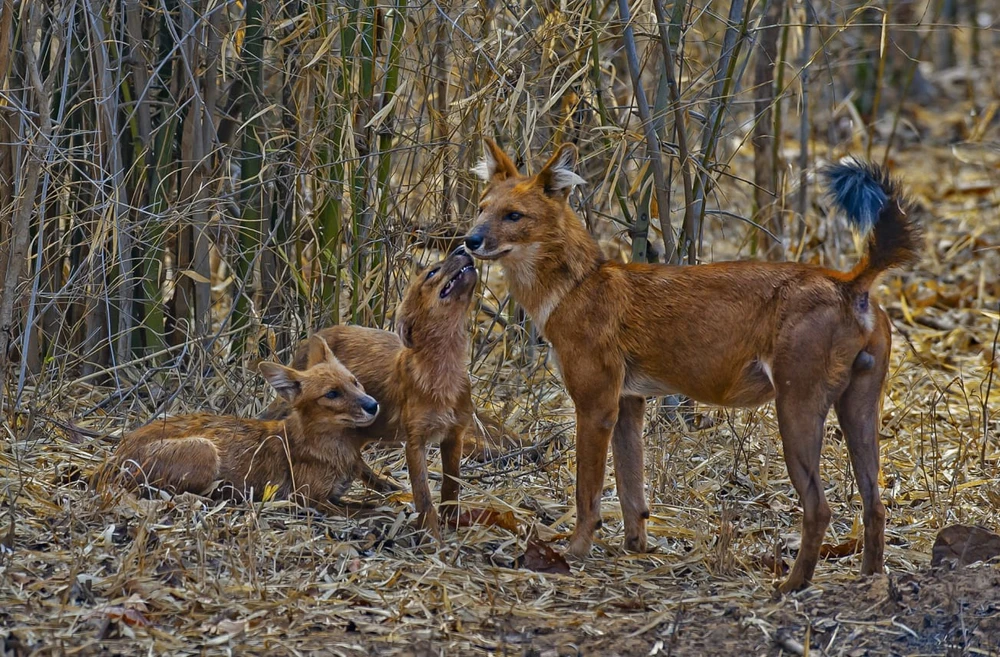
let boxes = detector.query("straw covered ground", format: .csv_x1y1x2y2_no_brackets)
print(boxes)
2,137,999,656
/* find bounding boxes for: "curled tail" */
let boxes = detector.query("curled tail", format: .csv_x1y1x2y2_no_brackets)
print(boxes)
822,158,921,291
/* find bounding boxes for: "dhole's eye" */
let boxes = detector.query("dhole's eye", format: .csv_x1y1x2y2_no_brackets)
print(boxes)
425,267,441,280
503,211,522,222
324,389,340,399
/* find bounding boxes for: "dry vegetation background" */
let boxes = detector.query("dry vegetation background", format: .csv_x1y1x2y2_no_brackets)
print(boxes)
1,0,1000,654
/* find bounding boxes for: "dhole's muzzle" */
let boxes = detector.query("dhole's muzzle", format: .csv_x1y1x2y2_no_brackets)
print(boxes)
463,227,508,261
352,395,380,427
435,246,478,301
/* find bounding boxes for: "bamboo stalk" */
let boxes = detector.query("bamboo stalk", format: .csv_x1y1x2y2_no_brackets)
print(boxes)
589,0,633,231
689,0,753,263
86,0,134,364
751,0,784,259
1,3,52,389
233,0,266,352
616,0,674,264
651,0,693,265
795,1,814,255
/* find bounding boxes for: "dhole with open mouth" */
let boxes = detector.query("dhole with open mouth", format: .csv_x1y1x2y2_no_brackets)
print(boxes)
262,247,478,538
465,140,920,591
94,336,380,511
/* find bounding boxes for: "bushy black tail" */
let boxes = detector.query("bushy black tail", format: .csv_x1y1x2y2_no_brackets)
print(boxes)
822,158,921,290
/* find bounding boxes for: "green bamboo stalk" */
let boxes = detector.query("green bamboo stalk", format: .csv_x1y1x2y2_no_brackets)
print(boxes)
373,1,407,326
349,1,377,325
318,141,344,323
232,0,266,353
119,5,166,356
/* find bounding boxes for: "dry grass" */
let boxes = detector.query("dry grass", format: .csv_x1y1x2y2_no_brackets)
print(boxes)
3,143,1000,655
3,0,1000,654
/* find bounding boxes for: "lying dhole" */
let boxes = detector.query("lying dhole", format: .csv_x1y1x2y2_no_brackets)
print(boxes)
94,336,379,510
465,140,920,591
262,247,478,538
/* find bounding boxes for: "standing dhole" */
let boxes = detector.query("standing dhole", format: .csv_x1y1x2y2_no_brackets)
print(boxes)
261,247,478,538
464,140,919,591
95,336,380,511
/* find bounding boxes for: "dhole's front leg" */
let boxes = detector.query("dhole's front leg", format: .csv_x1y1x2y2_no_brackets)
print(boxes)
404,435,441,540
613,396,649,552
567,396,621,558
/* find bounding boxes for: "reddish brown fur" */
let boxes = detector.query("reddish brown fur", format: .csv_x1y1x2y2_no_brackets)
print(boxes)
261,248,477,538
465,140,919,591
94,337,380,511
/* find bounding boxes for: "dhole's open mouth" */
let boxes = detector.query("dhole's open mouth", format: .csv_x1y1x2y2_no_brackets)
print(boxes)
354,412,378,428
467,247,511,261
440,262,477,299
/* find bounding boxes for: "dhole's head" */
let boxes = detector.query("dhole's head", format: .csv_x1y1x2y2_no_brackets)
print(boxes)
395,247,477,349
464,139,586,263
259,336,379,429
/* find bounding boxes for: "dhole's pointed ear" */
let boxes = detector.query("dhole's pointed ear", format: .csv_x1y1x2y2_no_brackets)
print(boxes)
260,363,302,402
305,335,339,368
471,138,518,183
536,143,585,199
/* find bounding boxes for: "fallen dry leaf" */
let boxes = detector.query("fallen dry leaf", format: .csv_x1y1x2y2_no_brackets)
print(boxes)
754,552,789,577
92,606,150,628
931,524,1000,567
819,537,863,559
447,508,518,532
517,539,570,575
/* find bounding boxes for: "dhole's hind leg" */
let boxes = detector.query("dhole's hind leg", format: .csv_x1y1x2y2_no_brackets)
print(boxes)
774,387,833,593
612,396,648,553
772,317,852,592
835,310,890,578
128,437,219,494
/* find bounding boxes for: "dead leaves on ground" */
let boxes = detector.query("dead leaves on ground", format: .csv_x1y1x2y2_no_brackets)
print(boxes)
819,537,863,560
931,524,1000,567
517,538,571,575
446,507,518,532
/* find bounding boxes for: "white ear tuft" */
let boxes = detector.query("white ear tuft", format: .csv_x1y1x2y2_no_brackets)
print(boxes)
549,168,586,191
547,147,585,191
471,146,498,182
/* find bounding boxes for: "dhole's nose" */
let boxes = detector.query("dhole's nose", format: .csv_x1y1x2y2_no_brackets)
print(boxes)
360,396,379,416
451,244,467,257
464,233,484,252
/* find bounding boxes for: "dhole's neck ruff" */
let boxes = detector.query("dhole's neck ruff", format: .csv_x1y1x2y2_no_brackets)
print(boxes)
402,324,470,404
500,208,603,335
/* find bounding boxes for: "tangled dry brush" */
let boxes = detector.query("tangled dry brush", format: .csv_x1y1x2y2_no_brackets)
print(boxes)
1,0,1000,654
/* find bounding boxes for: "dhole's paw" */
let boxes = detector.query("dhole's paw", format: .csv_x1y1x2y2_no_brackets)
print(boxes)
776,574,809,594
418,509,443,542
624,533,648,553
566,533,594,560
860,553,884,577
370,473,403,493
